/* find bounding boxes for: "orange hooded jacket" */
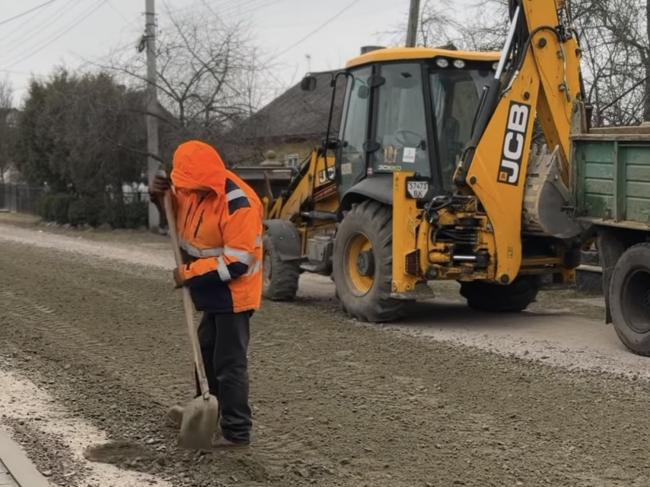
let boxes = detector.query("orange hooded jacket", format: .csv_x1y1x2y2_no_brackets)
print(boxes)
171,140,263,314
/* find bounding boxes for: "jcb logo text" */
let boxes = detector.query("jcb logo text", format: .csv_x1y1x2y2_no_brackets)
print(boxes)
498,102,530,186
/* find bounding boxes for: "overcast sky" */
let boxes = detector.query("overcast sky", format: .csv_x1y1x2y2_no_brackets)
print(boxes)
0,0,422,105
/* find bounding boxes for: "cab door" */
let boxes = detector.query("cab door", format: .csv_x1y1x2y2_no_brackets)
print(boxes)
337,63,438,201
337,67,372,196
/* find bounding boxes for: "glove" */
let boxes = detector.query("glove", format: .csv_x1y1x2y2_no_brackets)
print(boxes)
149,173,171,202
173,267,186,288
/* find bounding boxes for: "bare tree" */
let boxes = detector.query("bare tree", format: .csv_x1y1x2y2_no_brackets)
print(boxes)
385,0,508,50
582,0,650,122
104,4,265,157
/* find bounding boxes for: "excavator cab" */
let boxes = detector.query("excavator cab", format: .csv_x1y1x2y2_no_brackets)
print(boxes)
335,49,500,202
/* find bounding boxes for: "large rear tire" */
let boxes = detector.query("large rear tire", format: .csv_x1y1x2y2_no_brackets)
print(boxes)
610,243,650,356
332,200,406,322
460,276,540,312
262,235,300,301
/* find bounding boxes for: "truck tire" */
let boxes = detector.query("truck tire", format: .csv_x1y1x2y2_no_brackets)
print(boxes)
460,276,540,312
609,243,650,356
262,235,300,301
332,200,405,322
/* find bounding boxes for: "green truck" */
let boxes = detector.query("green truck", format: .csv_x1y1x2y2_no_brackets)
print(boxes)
573,126,650,355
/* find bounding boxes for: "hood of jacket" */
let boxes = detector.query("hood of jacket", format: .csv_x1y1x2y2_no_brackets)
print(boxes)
171,140,227,194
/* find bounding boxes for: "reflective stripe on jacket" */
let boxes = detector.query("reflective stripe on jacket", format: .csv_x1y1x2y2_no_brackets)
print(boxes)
175,172,263,314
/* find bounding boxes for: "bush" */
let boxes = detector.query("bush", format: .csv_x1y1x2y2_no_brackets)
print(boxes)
38,194,52,220
66,198,86,226
124,201,148,229
39,193,74,224
38,192,148,229
66,196,104,227
84,196,104,227
101,200,126,228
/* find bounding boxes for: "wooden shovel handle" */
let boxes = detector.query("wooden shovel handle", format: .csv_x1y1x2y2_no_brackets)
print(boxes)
163,190,211,399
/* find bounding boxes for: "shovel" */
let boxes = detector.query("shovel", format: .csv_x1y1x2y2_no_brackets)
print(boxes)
163,189,219,450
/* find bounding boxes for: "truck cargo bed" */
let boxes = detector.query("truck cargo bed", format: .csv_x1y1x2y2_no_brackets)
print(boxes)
573,127,650,230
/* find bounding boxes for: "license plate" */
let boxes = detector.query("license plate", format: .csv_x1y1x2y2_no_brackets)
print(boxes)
407,181,429,199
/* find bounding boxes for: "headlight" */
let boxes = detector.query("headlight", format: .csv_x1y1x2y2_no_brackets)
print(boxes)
436,58,449,68
453,59,466,69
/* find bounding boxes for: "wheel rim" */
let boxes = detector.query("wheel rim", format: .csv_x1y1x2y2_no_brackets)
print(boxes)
621,267,650,333
344,232,374,296
263,251,272,289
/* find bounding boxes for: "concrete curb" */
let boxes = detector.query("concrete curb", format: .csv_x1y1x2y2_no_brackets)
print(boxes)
0,431,50,487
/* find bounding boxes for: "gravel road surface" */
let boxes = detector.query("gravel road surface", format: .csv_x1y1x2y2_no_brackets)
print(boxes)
1,222,650,486
1,222,645,379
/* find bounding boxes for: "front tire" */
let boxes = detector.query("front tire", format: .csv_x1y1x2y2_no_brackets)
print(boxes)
332,200,405,322
610,243,650,356
460,276,540,312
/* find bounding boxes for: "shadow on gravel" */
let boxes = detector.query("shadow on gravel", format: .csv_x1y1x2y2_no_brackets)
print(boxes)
84,439,270,484
290,289,575,332
84,441,157,467
395,301,574,328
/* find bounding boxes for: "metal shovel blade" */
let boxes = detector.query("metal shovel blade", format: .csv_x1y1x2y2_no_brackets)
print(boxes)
178,394,219,450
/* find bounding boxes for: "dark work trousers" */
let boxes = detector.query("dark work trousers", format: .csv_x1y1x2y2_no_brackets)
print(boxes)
195,311,252,443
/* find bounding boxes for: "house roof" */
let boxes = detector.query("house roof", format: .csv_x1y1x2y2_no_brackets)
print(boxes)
234,71,345,143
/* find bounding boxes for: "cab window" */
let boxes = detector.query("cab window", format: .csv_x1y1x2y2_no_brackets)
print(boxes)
372,63,430,177
338,67,371,193
430,68,491,189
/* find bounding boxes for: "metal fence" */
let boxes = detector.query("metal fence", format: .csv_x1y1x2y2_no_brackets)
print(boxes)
0,183,45,215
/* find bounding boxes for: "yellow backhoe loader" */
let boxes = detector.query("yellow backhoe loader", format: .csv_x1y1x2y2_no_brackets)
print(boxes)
256,0,649,352
250,48,506,313
258,0,584,321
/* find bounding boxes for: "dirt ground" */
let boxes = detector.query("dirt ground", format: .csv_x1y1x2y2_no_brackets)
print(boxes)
1,222,650,486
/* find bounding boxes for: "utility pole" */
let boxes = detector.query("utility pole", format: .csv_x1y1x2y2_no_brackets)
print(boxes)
406,0,421,47
145,0,160,230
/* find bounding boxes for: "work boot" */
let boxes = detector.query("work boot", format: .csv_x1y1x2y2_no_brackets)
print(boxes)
212,435,250,448
165,405,184,429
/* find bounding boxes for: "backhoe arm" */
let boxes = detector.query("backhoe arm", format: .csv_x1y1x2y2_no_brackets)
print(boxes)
463,0,584,284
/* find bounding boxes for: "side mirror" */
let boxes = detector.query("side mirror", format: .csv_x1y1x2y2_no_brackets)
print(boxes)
322,137,340,150
300,75,317,92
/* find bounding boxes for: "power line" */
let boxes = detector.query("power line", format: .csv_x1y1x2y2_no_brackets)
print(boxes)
165,0,242,17
1,0,95,65
168,0,280,24
169,0,266,25
199,0,262,22
1,0,83,56
2,0,64,45
215,0,279,19
267,0,362,62
106,0,139,28
0,0,59,28
3,0,109,70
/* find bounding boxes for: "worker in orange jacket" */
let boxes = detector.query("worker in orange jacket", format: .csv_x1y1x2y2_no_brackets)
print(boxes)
151,140,263,447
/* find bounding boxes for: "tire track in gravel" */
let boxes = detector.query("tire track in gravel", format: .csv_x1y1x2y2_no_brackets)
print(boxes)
3,239,650,486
